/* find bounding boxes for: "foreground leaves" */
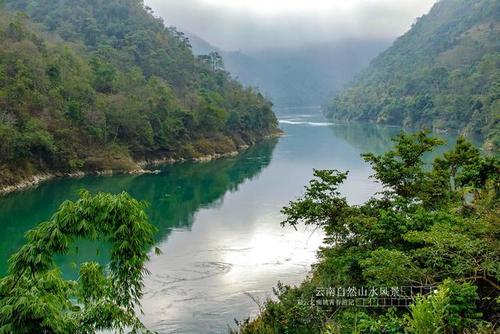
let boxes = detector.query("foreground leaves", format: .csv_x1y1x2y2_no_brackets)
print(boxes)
0,190,156,334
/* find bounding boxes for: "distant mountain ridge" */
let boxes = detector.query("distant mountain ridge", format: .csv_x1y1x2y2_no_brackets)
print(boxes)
185,32,390,110
185,31,219,55
326,0,499,150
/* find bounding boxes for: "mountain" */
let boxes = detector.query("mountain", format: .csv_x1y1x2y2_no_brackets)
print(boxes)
185,32,390,110
223,41,391,110
0,0,278,188
326,0,499,150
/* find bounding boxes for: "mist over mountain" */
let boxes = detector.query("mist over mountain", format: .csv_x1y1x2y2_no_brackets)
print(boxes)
185,32,219,56
186,32,390,110
146,0,435,51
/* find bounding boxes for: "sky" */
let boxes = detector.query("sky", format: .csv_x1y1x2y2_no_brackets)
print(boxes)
145,0,437,51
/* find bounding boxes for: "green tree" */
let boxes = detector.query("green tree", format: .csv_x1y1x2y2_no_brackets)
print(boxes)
0,1,278,189
326,0,500,151
361,131,444,200
406,280,482,333
236,132,499,333
0,191,157,333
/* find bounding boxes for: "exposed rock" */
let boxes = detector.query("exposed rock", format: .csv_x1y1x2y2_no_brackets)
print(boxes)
0,174,55,196
0,140,260,196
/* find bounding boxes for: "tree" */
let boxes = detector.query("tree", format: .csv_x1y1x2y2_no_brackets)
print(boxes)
442,136,480,191
0,190,157,333
406,280,481,333
0,5,278,188
361,131,444,199
236,132,499,333
199,52,225,72
325,0,500,151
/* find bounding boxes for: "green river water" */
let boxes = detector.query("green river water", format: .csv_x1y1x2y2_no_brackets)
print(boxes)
0,112,457,333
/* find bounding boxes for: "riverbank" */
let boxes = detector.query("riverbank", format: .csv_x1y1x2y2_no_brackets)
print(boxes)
0,135,282,197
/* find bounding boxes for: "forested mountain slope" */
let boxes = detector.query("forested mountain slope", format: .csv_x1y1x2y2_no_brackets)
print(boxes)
326,0,499,150
0,0,278,188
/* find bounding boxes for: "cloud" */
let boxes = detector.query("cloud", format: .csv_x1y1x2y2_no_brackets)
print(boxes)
145,0,437,51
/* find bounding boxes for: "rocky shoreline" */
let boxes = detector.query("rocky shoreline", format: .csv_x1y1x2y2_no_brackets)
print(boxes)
0,146,250,197
137,145,248,167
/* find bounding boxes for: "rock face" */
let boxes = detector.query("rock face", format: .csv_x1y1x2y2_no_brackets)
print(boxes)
0,174,56,196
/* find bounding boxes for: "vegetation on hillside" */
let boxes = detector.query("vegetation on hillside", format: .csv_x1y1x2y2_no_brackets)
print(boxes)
234,132,499,333
0,0,278,187
0,191,157,333
326,0,499,150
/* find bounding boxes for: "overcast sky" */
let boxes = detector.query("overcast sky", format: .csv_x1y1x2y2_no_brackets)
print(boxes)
145,0,437,51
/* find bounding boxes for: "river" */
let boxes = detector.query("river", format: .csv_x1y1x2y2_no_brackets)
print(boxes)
0,112,456,333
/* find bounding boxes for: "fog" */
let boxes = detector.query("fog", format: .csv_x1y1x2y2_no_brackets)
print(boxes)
145,0,437,51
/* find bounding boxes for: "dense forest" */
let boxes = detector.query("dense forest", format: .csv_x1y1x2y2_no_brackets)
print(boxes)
235,132,499,333
0,0,278,189
326,0,499,151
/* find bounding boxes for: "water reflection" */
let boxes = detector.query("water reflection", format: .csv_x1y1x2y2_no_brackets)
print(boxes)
0,139,278,276
328,122,400,155
328,121,461,162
